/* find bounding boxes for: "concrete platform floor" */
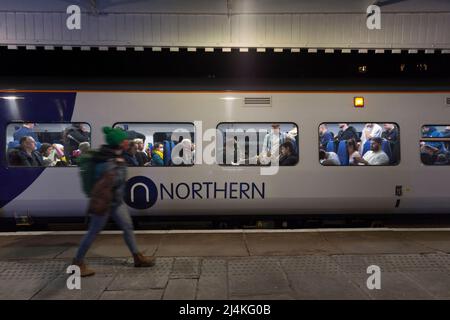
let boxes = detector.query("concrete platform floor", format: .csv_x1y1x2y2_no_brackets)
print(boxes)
0,229,450,300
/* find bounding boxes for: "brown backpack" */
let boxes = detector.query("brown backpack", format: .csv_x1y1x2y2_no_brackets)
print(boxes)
87,170,115,215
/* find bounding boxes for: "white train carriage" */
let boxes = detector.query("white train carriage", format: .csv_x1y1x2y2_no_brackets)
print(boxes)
1,90,450,221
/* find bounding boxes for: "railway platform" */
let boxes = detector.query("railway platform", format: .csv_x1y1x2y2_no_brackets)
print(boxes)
0,229,450,300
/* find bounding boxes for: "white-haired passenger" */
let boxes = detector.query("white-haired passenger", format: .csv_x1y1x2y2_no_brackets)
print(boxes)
134,138,150,166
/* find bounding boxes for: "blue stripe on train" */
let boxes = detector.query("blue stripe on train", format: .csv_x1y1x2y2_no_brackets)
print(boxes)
0,92,77,208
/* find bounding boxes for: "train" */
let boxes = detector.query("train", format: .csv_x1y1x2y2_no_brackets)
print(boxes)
1,89,450,229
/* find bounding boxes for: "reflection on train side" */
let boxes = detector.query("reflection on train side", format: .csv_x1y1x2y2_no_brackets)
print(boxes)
319,123,400,166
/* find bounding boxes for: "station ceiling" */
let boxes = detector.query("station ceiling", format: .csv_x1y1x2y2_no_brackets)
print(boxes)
0,0,449,51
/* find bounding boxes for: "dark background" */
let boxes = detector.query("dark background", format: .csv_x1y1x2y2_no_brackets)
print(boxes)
0,47,449,91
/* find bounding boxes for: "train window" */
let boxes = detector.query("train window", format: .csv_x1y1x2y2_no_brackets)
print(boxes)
113,123,195,167
318,123,400,166
420,125,450,165
216,123,299,166
6,122,91,167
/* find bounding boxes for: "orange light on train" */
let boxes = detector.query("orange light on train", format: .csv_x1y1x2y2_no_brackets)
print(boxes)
354,97,364,108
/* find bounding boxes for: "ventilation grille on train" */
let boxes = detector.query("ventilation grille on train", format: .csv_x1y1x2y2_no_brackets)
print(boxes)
243,97,272,107
446,97,450,106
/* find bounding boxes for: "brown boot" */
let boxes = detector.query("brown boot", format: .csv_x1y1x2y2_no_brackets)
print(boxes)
133,253,155,267
72,259,95,277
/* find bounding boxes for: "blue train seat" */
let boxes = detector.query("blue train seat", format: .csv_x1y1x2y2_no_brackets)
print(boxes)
362,140,371,156
326,140,335,153
337,140,349,165
163,140,172,165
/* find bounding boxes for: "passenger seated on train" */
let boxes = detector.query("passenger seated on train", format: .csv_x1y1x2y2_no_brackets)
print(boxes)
360,123,382,153
15,136,44,167
336,123,359,142
72,142,91,162
123,140,139,166
319,124,334,149
319,149,341,166
151,143,164,166
347,139,361,166
353,137,389,166
134,138,150,166
279,142,298,166
7,149,22,166
63,123,90,164
39,143,55,166
52,143,69,165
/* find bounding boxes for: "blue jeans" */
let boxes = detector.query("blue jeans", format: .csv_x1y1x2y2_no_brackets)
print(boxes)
75,203,139,261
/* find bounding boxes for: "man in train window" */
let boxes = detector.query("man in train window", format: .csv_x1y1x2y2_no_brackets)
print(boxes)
354,137,389,166
336,123,359,143
261,124,287,163
15,136,45,167
319,124,333,149
13,123,39,144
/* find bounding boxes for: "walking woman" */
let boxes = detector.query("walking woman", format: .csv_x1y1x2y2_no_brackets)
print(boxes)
73,127,154,277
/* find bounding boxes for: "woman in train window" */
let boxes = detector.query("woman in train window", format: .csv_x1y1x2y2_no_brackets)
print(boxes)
347,139,361,166
151,143,165,166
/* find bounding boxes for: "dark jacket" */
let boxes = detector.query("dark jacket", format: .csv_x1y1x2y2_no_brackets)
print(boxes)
17,148,44,167
135,151,149,166
337,126,359,142
320,131,333,149
64,126,90,162
123,152,139,166
382,127,398,143
279,154,298,166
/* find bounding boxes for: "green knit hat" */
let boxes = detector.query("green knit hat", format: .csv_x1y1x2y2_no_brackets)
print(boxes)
102,126,128,146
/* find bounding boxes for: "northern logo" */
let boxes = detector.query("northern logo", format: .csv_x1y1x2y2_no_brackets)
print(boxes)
124,176,158,209
125,176,265,210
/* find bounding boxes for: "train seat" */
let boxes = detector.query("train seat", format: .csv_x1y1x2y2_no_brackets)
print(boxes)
337,140,349,165
362,140,371,156
326,140,335,153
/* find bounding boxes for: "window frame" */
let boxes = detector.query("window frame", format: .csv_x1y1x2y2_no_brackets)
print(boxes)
5,121,92,168
215,121,300,167
112,121,196,167
318,122,401,167
420,124,450,166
